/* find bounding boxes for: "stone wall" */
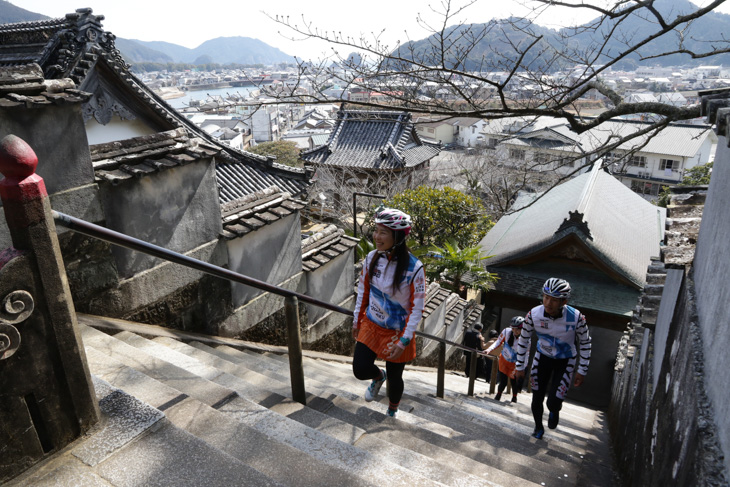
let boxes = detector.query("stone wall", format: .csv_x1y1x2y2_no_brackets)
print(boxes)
609,111,729,486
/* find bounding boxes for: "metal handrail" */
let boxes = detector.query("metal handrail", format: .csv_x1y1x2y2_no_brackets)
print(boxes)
53,210,488,400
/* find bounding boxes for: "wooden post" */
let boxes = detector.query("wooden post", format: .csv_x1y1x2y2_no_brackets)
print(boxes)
468,350,477,396
0,135,99,483
436,340,446,398
284,295,306,405
489,356,498,394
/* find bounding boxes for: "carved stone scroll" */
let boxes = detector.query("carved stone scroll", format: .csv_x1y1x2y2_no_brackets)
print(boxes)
0,290,34,360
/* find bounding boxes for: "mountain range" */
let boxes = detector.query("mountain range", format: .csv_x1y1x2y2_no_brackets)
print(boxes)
2,0,730,69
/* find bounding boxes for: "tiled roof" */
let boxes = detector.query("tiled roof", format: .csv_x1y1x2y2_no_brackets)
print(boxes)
463,301,484,328
90,129,219,184
0,63,89,108
300,108,440,169
486,263,638,317
0,10,312,200
444,294,467,326
479,163,666,288
422,283,451,319
220,187,306,239
301,225,359,272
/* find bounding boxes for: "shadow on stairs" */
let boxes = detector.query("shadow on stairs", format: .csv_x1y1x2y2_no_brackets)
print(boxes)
7,314,619,487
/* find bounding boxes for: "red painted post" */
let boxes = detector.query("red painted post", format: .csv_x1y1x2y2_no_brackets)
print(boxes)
0,134,99,483
0,135,48,249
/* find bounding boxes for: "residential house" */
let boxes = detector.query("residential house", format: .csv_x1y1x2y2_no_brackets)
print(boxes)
480,115,716,198
477,163,666,407
453,118,487,148
656,92,688,107
414,117,456,145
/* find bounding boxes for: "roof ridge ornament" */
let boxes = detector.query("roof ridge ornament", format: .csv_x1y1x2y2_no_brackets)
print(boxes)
556,210,593,240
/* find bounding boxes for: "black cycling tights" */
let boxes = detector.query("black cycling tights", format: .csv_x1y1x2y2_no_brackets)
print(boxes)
352,341,407,405
530,354,574,429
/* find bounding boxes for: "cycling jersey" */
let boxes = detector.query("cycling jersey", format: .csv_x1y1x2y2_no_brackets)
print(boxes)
353,250,425,341
486,327,519,363
515,304,591,376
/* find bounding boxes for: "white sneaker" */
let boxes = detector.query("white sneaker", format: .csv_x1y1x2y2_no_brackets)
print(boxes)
365,368,386,401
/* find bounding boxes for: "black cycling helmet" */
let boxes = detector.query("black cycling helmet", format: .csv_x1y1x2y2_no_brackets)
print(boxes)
510,316,524,329
543,277,571,299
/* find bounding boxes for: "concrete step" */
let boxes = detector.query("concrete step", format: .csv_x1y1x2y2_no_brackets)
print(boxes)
109,331,444,487
80,325,236,409
308,394,547,487
260,349,593,457
245,350,582,484
83,347,375,487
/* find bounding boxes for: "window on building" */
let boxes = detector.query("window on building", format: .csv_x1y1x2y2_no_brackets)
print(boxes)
487,138,498,149
660,159,680,171
628,155,647,167
509,149,526,161
560,157,576,168
534,152,549,164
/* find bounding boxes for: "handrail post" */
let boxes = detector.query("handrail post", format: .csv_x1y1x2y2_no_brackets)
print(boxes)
489,356,498,394
284,296,306,405
437,340,446,398
468,350,477,396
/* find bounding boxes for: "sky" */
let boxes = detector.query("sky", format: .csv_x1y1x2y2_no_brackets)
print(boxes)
13,0,730,61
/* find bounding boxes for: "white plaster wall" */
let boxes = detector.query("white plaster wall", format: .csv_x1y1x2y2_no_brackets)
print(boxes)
693,135,730,479
100,161,222,278
305,251,355,323
227,213,303,307
85,115,157,145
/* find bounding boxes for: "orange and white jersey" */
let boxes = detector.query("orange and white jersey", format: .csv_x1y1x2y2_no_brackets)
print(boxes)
353,250,426,341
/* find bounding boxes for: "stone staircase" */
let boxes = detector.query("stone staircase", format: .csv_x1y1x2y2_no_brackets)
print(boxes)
8,317,617,487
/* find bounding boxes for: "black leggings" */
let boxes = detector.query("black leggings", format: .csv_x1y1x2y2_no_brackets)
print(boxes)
497,370,524,395
352,341,407,405
530,354,575,429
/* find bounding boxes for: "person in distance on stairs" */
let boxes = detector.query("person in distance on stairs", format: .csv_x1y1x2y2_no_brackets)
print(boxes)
514,278,591,440
352,208,425,419
463,323,488,380
482,316,525,403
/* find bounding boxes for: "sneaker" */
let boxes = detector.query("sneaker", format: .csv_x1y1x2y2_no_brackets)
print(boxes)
548,411,559,429
386,408,397,418
365,368,386,401
494,392,502,401
532,428,545,439
511,395,518,403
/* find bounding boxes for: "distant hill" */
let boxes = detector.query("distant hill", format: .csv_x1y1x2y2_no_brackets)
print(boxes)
394,0,730,71
3,0,729,69
567,0,730,69
132,37,296,65
115,38,174,64
0,0,49,23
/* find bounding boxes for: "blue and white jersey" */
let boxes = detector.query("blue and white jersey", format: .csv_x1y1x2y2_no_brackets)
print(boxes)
485,328,518,363
515,304,591,376
353,250,426,340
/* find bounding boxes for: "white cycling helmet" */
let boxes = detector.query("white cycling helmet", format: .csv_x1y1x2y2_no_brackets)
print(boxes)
543,277,571,299
510,316,524,329
374,208,412,235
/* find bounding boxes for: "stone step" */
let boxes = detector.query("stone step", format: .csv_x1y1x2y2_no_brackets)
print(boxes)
238,349,584,483
285,351,598,432
260,350,595,455
80,325,236,408
308,394,551,487
109,331,444,487
150,336,366,446
133,335,578,486
83,347,375,487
